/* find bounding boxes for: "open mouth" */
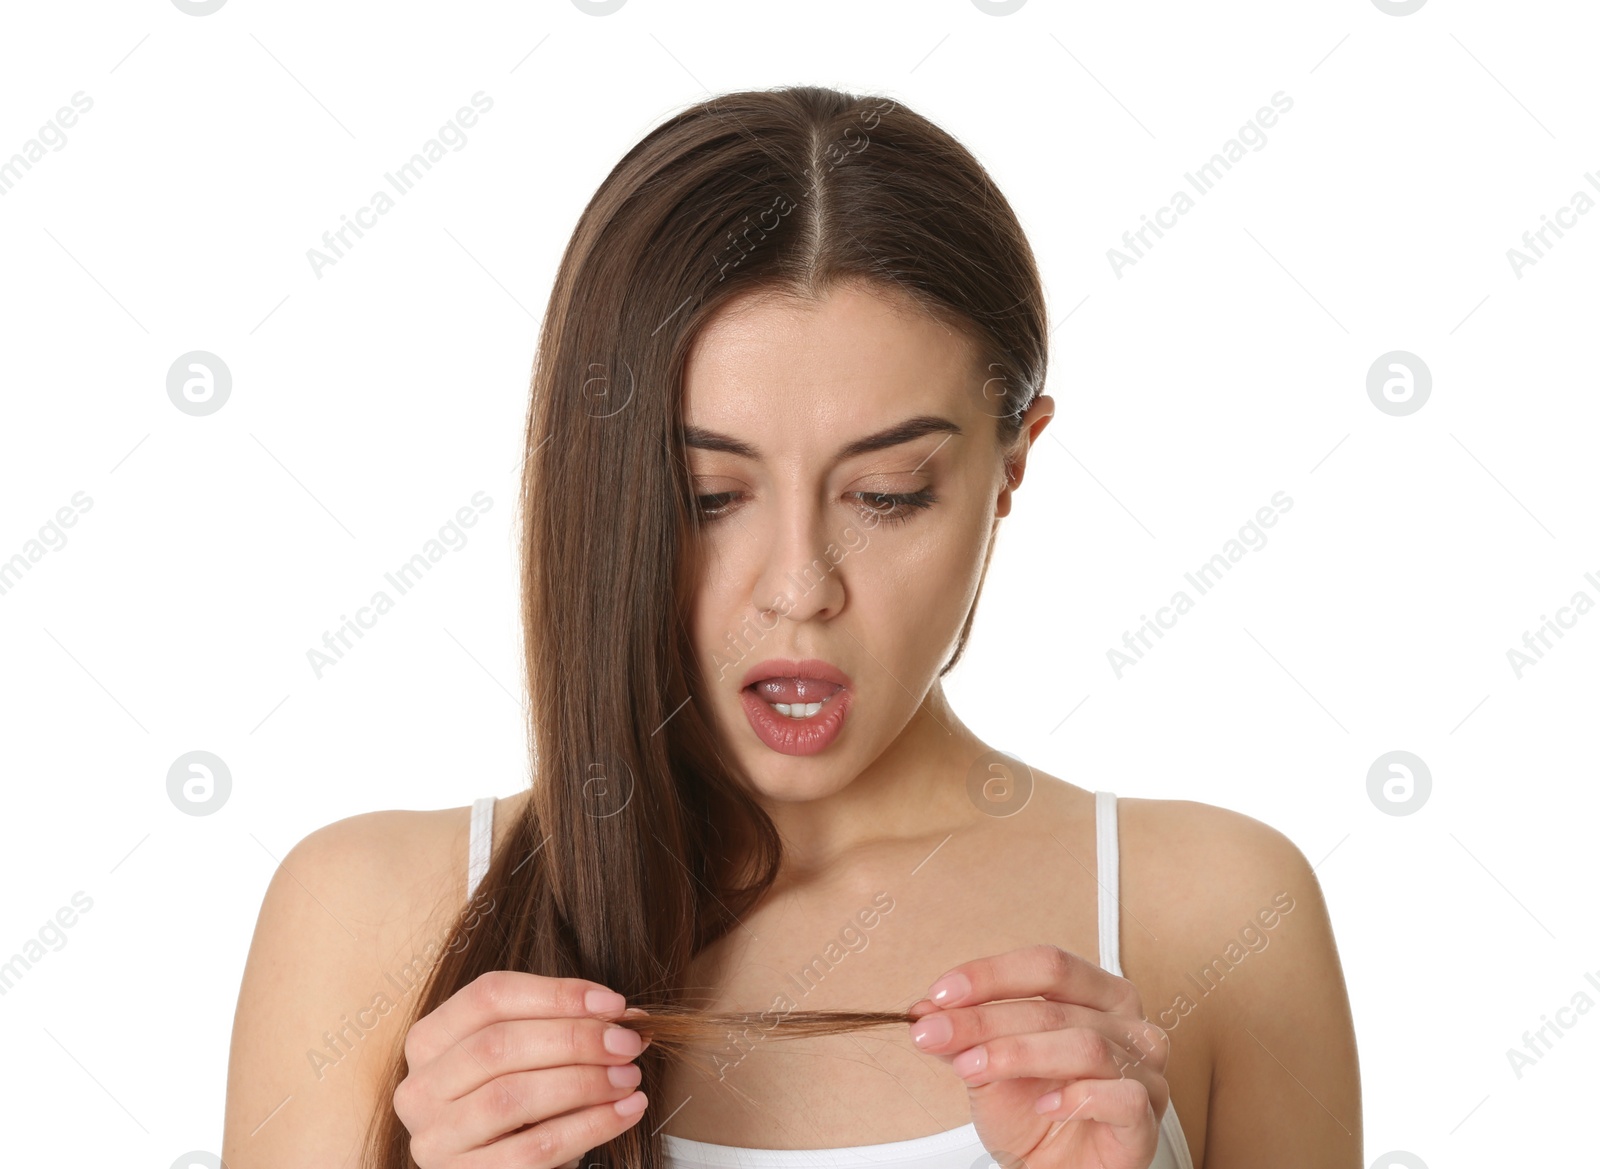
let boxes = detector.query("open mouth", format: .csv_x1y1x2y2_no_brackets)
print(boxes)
744,678,845,721
738,673,853,755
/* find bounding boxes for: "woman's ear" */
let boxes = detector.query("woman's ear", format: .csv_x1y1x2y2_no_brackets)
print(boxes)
995,394,1054,517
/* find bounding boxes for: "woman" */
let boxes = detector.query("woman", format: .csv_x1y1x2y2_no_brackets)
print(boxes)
223,85,1360,1169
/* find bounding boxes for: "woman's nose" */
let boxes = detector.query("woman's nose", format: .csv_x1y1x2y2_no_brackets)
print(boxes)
752,500,848,621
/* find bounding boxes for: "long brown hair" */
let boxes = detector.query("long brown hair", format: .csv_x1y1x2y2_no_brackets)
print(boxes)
363,84,1047,1167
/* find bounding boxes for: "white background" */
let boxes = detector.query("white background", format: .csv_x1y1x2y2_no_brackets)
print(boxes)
1,0,1595,1164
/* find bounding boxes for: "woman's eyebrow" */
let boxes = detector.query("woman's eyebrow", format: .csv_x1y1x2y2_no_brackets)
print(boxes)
683,414,963,462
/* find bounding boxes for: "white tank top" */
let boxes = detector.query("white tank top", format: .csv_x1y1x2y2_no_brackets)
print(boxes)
465,791,1195,1169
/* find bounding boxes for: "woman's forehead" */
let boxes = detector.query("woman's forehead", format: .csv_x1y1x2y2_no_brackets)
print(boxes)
682,285,980,440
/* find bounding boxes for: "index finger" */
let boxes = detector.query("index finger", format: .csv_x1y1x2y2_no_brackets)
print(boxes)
910,943,1138,1017
406,969,630,1068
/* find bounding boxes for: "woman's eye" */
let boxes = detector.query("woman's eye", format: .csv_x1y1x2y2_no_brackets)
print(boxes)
853,488,936,527
695,492,740,520
693,487,937,526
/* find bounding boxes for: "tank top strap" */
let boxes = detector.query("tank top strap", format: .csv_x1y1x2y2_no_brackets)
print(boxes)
466,796,496,900
1093,790,1123,977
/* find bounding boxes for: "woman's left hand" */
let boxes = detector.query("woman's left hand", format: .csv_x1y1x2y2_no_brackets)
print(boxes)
907,943,1169,1169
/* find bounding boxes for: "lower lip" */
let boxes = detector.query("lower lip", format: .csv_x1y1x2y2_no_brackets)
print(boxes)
739,684,853,756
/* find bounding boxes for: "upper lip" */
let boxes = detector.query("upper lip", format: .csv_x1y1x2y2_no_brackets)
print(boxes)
740,657,852,690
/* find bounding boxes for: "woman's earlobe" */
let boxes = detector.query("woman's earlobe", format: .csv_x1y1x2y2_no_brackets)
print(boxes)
995,466,1018,518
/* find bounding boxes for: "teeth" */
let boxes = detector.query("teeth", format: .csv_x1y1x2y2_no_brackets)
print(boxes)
767,700,824,719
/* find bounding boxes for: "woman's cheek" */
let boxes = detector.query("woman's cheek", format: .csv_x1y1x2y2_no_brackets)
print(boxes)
908,519,991,624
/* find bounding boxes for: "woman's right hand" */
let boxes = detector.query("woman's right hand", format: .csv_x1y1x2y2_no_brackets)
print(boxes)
393,969,652,1167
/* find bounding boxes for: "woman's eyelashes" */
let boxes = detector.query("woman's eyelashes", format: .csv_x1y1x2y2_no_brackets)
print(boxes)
694,487,937,527
693,491,738,518
858,487,937,526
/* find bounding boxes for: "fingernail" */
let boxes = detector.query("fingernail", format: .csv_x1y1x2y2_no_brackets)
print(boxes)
604,1024,644,1056
927,972,971,1006
608,1063,642,1089
586,989,626,1014
909,1013,952,1048
952,1044,987,1077
614,1090,649,1117
1035,1090,1062,1114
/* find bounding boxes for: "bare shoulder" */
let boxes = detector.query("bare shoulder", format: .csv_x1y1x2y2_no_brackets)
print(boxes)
221,802,482,1168
1117,796,1316,921
1119,797,1362,1166
1116,796,1342,1006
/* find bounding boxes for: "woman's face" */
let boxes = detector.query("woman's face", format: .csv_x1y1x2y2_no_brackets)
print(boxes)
681,280,1050,807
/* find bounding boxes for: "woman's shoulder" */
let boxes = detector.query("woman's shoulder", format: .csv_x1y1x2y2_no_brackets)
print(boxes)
1108,794,1352,1160
221,796,518,1164
1018,781,1326,997
1118,795,1313,886
282,789,530,900
266,801,481,926
1113,794,1324,963
1118,797,1360,1155
1118,802,1348,1036
1030,782,1314,897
